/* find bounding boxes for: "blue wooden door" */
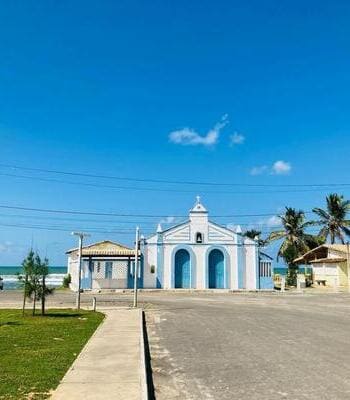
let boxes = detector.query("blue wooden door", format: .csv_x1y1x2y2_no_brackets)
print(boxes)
81,261,93,289
174,249,191,288
127,259,144,289
105,261,113,279
209,249,225,288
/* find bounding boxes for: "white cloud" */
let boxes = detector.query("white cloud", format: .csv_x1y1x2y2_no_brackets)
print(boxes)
226,223,243,233
250,165,268,176
265,215,281,227
229,132,245,146
250,160,292,176
226,223,237,231
272,160,291,175
159,216,177,224
0,241,14,253
246,215,281,232
169,115,228,146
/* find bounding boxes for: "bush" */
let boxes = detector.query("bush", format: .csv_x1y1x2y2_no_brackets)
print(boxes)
286,267,298,286
62,273,71,288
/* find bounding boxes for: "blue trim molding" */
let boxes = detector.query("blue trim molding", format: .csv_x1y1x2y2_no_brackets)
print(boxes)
205,246,230,289
256,245,260,290
170,244,197,289
156,233,164,288
237,236,245,289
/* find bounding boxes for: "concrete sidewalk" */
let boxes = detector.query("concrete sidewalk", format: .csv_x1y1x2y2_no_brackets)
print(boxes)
51,308,147,400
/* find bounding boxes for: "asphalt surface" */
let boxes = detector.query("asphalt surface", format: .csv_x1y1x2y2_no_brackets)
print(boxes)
2,290,350,399
144,292,350,400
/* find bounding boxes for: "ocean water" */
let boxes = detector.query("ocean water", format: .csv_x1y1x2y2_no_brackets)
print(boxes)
0,266,67,290
274,267,309,276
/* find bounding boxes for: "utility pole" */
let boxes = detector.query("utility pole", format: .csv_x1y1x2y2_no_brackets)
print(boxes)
256,237,261,290
347,242,350,293
72,232,90,310
133,227,140,308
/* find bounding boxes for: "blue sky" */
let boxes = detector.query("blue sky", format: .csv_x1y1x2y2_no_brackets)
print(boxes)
0,0,350,264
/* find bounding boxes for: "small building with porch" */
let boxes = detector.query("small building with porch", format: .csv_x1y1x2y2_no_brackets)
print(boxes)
66,241,138,291
295,244,350,288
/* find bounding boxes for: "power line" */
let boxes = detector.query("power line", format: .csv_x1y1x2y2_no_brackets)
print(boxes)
0,204,183,218
1,171,347,195
0,211,286,227
1,162,350,188
0,203,313,218
0,220,324,238
0,221,153,234
0,212,165,225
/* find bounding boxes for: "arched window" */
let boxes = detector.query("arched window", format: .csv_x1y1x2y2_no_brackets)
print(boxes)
196,232,203,243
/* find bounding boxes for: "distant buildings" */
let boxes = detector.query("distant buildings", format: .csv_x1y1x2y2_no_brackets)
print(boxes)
295,244,350,288
67,198,274,291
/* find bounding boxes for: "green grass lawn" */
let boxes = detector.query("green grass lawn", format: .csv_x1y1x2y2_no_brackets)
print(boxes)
0,309,104,400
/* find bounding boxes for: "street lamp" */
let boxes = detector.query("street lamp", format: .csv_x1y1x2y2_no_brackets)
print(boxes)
71,232,91,310
133,228,147,308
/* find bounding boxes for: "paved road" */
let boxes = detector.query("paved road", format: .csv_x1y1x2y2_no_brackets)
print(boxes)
2,290,350,399
144,293,350,400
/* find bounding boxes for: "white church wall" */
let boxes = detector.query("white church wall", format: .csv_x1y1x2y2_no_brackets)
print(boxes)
244,240,257,290
142,198,262,291
143,244,157,288
163,244,174,289
194,245,207,289
227,245,239,290
160,243,241,289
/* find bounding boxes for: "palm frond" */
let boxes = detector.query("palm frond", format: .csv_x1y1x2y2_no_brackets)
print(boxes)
302,220,319,228
312,207,330,220
268,231,286,242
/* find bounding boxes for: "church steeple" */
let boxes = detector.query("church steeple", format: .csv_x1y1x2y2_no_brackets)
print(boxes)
190,196,208,214
189,196,208,225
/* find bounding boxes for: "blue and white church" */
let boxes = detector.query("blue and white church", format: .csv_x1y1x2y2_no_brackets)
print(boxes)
143,197,273,290
67,197,273,291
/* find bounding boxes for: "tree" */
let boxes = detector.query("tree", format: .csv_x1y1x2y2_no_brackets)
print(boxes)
18,250,54,316
19,250,35,316
243,229,268,247
312,193,350,244
35,254,53,316
268,207,323,285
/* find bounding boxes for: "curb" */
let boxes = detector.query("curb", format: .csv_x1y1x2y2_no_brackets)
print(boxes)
139,310,149,400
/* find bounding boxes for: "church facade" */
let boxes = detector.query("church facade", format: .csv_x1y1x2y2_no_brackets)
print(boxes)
143,198,273,290
66,198,273,291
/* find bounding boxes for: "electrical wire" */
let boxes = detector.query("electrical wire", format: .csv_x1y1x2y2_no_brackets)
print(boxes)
1,162,350,188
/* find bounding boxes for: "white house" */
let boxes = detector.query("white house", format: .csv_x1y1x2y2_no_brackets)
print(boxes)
295,244,350,287
67,197,273,291
66,241,137,291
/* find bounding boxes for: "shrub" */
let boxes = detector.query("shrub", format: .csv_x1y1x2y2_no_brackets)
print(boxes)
62,273,71,288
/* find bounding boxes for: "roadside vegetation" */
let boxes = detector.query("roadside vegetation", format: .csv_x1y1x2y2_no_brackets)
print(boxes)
62,273,71,288
17,250,54,316
0,309,104,400
244,193,350,285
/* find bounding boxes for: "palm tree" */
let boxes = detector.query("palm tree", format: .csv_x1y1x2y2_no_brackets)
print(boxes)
243,229,268,247
313,194,350,244
268,207,323,285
